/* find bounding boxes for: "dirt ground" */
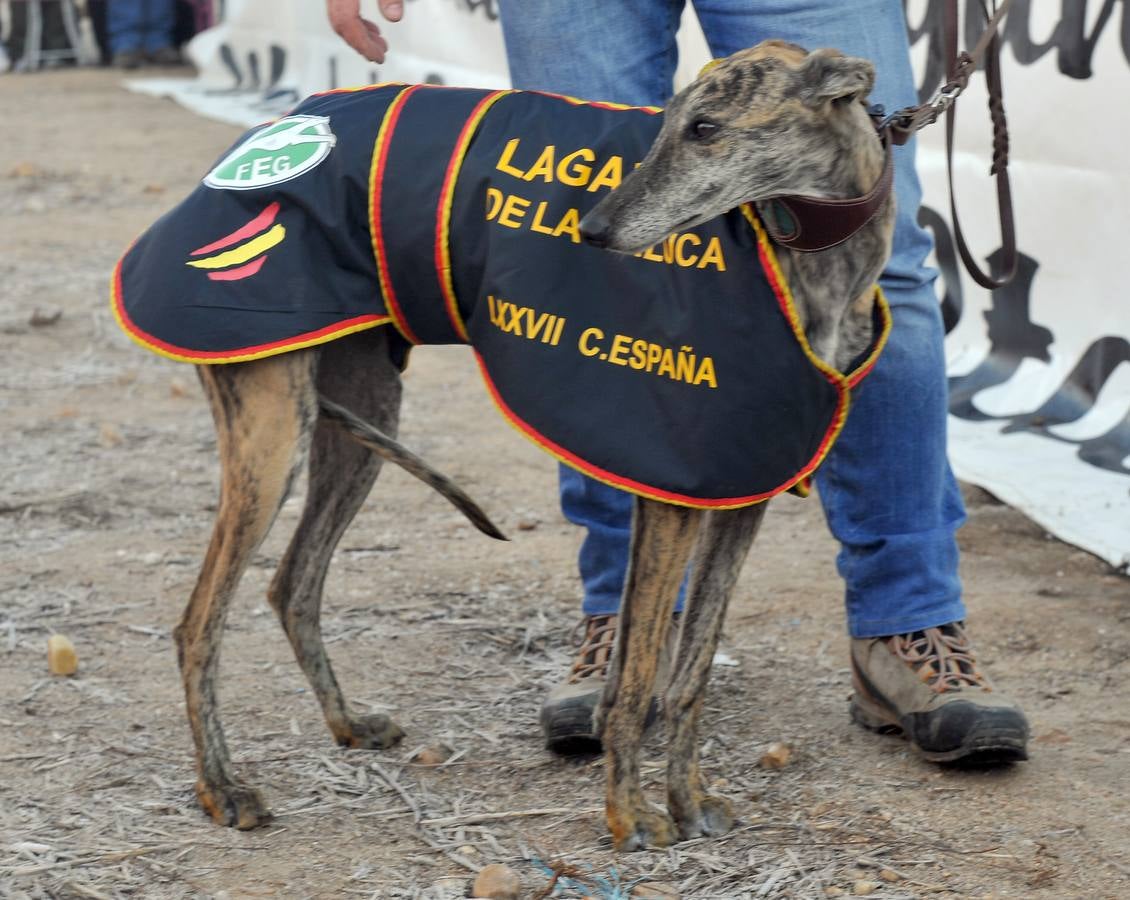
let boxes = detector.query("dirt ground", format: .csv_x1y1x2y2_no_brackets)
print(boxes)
2,69,1129,900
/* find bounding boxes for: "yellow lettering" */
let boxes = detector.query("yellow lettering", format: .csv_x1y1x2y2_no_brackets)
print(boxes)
530,201,555,235
629,339,648,370
579,327,604,356
694,357,718,388
641,243,664,262
657,348,676,378
497,193,531,229
495,138,526,178
523,144,556,182
587,155,623,192
527,311,551,340
646,343,662,372
608,334,631,366
697,236,726,271
552,207,582,243
675,233,701,267
485,187,504,221
503,303,524,334
558,147,595,187
675,346,696,383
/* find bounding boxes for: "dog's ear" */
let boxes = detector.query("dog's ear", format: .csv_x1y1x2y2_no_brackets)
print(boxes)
800,50,875,105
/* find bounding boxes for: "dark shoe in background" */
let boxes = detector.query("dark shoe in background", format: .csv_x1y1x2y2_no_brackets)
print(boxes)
851,621,1029,764
112,49,144,70
146,46,184,66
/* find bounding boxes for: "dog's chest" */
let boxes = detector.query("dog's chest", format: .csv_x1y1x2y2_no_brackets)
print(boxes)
113,84,888,508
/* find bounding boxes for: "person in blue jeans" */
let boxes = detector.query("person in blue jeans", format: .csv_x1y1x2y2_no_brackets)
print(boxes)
108,0,179,69
328,0,1029,764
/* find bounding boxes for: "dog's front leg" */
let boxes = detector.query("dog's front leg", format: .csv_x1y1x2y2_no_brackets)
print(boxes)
600,498,702,851
665,503,767,840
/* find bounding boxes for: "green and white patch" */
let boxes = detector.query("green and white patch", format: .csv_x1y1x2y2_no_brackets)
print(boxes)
204,115,336,190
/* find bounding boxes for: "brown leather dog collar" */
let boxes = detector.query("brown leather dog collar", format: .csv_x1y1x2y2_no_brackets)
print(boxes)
756,130,893,253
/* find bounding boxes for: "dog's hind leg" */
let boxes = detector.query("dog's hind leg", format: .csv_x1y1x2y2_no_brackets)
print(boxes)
267,329,406,751
176,351,317,829
665,503,767,840
600,498,703,851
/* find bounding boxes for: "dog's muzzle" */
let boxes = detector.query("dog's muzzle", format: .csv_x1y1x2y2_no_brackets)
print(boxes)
578,208,613,248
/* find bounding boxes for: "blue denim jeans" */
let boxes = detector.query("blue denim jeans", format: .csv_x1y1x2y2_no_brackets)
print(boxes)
108,0,175,54
498,0,967,637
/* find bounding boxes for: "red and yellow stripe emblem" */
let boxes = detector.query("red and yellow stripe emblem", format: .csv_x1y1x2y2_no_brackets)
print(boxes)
186,201,285,281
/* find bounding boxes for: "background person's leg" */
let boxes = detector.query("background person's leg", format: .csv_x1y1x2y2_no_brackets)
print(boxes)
140,0,178,61
559,466,635,618
108,0,146,66
87,1,111,66
498,0,683,108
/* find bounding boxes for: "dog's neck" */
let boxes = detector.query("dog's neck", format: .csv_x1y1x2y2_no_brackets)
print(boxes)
770,118,893,372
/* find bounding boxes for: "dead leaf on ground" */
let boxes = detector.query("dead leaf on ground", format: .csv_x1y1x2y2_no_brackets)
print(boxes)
29,309,62,327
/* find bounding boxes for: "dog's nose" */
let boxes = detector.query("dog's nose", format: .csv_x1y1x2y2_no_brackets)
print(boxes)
579,209,612,248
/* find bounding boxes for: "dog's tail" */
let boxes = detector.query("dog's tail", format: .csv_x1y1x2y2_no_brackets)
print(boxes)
317,395,508,541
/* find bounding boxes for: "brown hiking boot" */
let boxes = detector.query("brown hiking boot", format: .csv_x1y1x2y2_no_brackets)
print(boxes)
850,621,1029,763
540,614,673,754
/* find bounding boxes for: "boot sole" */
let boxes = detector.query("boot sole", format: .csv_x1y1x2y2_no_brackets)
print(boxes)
542,697,660,755
850,696,1029,764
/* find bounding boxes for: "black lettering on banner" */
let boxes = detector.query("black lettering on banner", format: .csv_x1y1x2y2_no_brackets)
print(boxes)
1004,337,1130,475
217,42,287,91
918,205,965,335
214,42,298,112
906,6,1130,483
932,229,1130,479
945,249,1052,422
904,0,1130,97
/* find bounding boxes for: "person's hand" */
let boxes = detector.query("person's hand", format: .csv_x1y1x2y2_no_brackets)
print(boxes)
326,0,404,64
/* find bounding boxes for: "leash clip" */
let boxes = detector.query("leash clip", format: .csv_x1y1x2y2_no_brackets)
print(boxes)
926,79,965,119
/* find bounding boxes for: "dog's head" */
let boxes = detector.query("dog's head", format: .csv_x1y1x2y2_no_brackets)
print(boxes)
580,40,878,253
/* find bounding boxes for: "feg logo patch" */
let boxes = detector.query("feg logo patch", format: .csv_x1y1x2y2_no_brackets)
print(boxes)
204,115,336,190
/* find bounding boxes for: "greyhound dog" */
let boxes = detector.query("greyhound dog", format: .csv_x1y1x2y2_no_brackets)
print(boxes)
157,40,893,851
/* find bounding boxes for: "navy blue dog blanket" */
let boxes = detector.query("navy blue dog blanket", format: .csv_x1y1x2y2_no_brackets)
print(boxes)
112,82,889,509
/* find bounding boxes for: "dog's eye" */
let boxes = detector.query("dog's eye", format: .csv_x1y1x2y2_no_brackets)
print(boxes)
688,119,719,140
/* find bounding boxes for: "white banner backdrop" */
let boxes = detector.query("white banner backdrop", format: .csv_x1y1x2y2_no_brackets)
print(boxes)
129,1,1130,570
905,1,1130,571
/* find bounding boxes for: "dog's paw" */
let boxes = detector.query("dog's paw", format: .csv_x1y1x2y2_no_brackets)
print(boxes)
196,778,272,830
608,804,679,852
674,794,734,840
338,713,406,750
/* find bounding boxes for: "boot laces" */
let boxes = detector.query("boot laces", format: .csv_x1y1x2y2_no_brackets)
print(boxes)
888,621,991,694
567,614,617,684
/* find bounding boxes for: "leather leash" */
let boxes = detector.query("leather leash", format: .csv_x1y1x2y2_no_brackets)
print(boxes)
766,0,1017,288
